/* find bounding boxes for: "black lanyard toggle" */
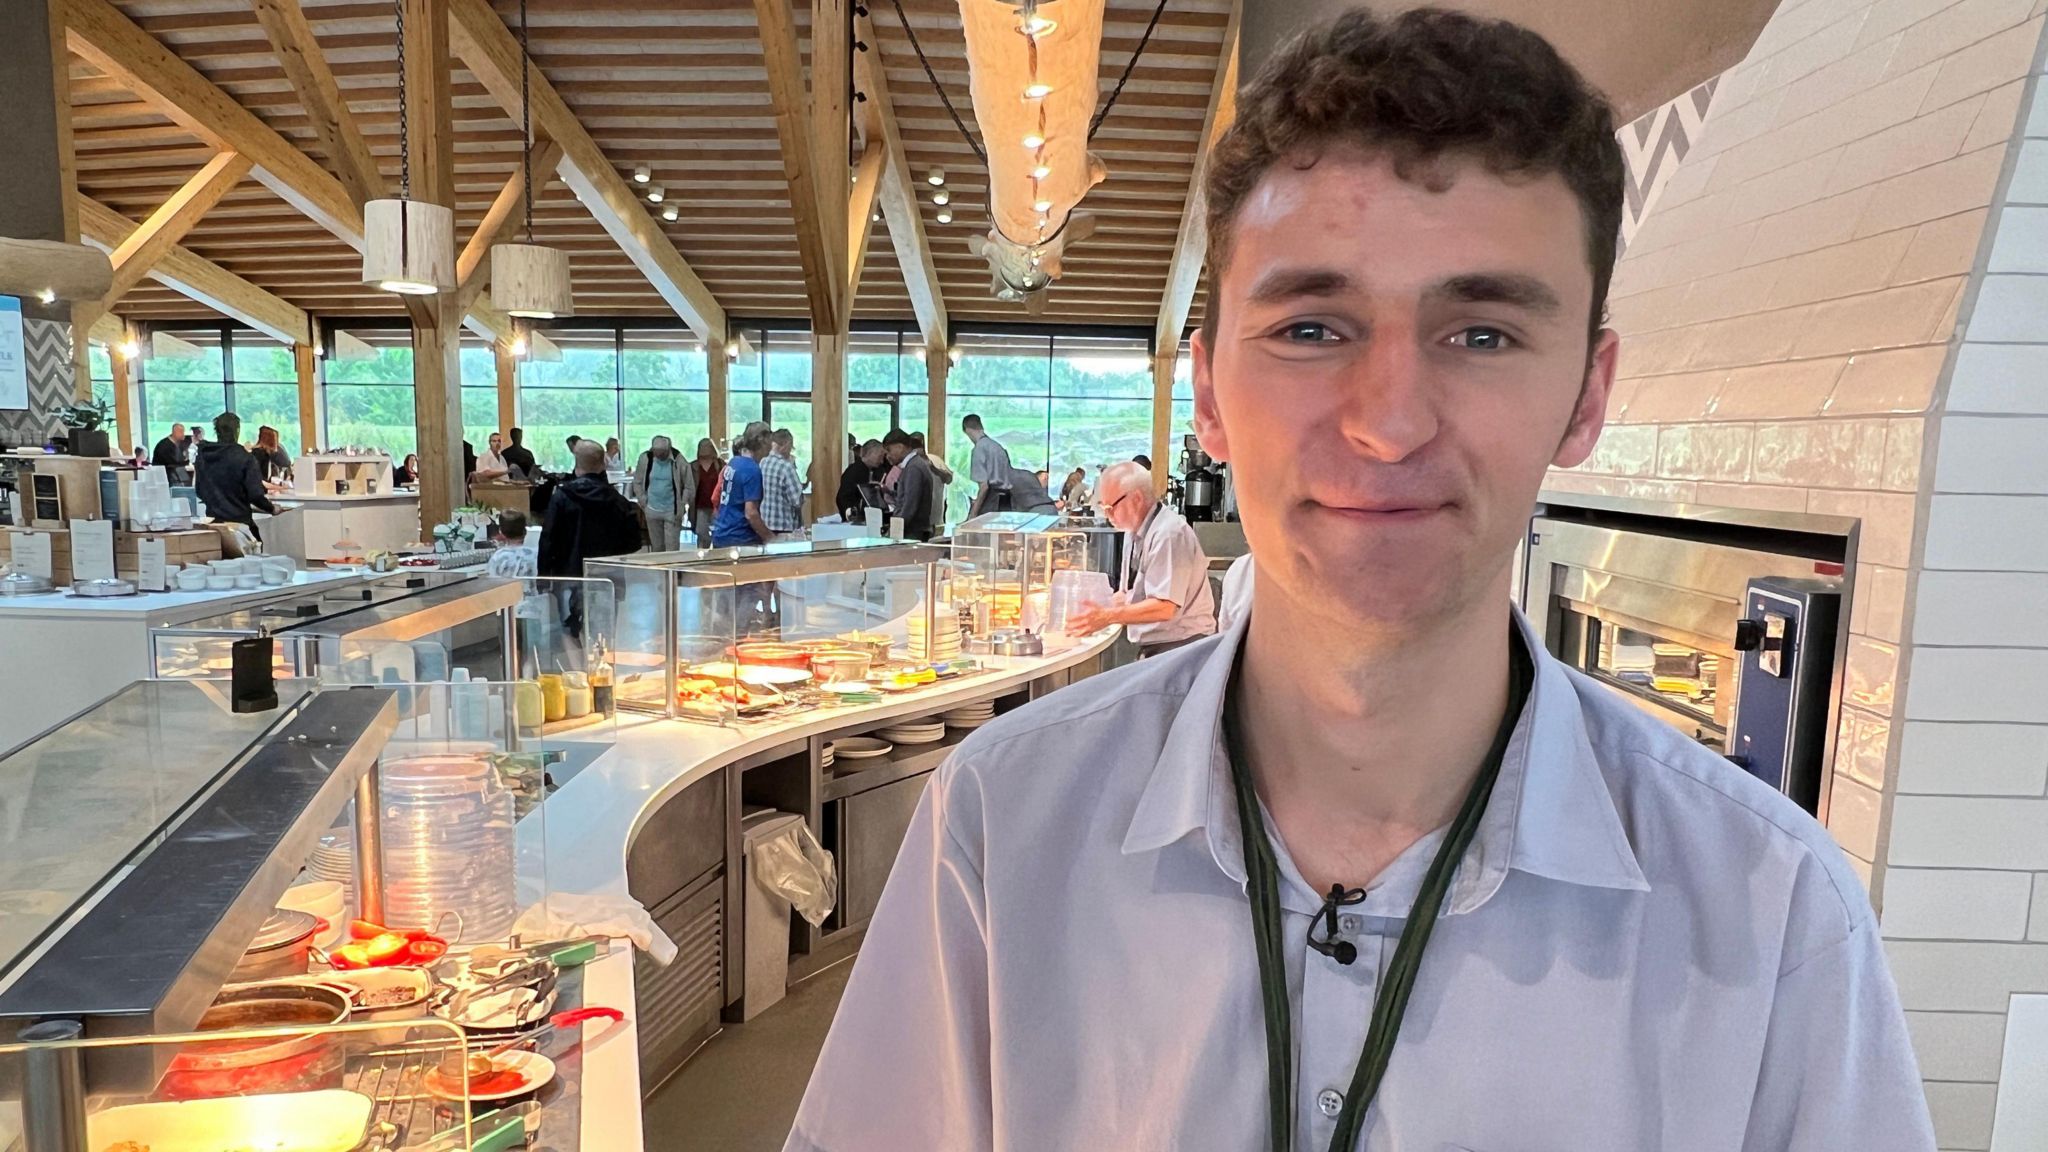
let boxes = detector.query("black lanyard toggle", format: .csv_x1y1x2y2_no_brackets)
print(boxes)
1308,884,1369,966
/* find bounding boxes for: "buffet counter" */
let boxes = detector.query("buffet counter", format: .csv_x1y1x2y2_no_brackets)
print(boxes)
261,491,422,563
0,567,366,743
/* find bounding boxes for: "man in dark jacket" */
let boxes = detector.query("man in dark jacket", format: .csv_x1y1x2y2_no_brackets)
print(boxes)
194,412,277,536
837,439,887,522
151,422,189,484
883,429,937,541
502,427,538,481
539,440,641,578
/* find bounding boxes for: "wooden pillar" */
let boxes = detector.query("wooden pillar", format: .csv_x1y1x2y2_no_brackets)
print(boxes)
707,342,729,446
295,342,318,452
810,332,847,521
1151,346,1176,495
812,0,851,309
110,346,134,453
925,348,948,462
405,0,461,531
494,337,519,430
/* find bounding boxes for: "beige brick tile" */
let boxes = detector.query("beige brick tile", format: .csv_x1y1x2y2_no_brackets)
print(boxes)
1540,470,1622,497
1756,9,1877,96
1884,417,1925,492
1607,281,1694,337
1857,561,1912,643
1775,34,1905,126
1685,308,1819,371
1856,144,2007,235
1761,0,1880,61
1752,421,1869,487
1765,230,1916,309
1882,867,2035,939
1835,703,1896,789
1808,487,1919,565
1925,1080,1998,1149
1747,188,1876,265
1675,262,1784,325
1612,478,1700,503
1695,96,1795,185
1614,325,1707,378
1885,940,2048,1011
1653,153,1719,212
1578,424,1660,477
1896,720,2048,796
1805,59,1947,156
1829,772,1884,858
1922,16,2046,110
1904,1011,2010,1081
1861,0,1973,48
1656,423,1755,481
1847,633,1903,716
1693,481,1811,512
1601,378,1641,425
1623,372,1727,424
1794,279,1964,358
1961,76,2029,151
1893,208,1993,283
1827,95,1989,197
1707,358,1847,420
1884,0,2038,77
1826,342,1949,414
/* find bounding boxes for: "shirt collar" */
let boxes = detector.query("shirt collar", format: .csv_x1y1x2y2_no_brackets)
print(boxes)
1120,605,1649,912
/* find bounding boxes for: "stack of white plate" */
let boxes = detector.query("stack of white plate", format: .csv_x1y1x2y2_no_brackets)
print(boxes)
906,609,963,664
378,755,517,943
941,701,997,730
834,736,893,760
876,719,947,745
820,742,837,772
307,829,356,898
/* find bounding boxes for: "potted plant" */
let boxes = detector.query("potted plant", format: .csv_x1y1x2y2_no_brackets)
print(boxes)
57,400,113,458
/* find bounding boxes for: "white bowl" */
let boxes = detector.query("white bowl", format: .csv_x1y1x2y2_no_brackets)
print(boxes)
260,564,289,586
206,573,235,591
177,570,208,591
208,558,235,573
235,571,262,589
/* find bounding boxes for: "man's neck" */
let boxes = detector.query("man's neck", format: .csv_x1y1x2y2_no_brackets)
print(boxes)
1234,573,1513,894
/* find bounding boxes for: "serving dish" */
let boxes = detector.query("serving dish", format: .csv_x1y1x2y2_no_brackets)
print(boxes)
89,1089,374,1152
159,983,351,1100
425,1049,558,1106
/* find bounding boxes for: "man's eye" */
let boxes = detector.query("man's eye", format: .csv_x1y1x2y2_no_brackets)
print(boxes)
1278,323,1338,344
1448,326,1515,351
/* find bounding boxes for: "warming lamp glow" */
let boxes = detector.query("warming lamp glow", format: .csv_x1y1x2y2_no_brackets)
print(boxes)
933,190,952,206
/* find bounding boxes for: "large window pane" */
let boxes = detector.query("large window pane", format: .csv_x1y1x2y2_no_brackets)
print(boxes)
898,395,928,443
522,330,616,389
847,332,902,394
521,389,619,473
236,383,301,457
848,400,894,447
622,330,709,391
1049,398,1152,476
623,390,710,458
462,386,499,456
324,384,417,460
143,381,226,438
724,392,763,447
951,333,1050,396
230,338,297,384
763,330,812,394
945,396,1049,477
141,329,226,384
1050,335,1150,398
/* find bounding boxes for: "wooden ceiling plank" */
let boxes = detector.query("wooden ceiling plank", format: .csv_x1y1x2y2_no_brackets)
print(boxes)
845,141,884,323
1154,2,1236,350
855,10,945,350
248,0,389,206
65,0,364,248
103,149,253,302
78,194,310,344
753,0,836,329
448,0,725,341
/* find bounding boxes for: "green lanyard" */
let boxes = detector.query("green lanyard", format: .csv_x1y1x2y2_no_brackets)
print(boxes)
1223,632,1533,1152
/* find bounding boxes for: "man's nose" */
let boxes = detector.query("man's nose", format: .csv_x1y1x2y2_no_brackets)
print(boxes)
1336,332,1440,463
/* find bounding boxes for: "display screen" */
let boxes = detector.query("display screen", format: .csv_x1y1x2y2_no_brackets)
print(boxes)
0,296,26,411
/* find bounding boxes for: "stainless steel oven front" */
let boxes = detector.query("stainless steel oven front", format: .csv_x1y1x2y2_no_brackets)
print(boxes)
1519,494,1857,818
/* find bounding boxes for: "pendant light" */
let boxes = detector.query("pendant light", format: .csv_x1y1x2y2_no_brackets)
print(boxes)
493,0,574,319
363,0,455,295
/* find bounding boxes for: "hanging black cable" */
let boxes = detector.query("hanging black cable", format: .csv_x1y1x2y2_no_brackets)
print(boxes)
886,0,987,165
520,0,534,243
1090,0,1170,139
394,0,409,197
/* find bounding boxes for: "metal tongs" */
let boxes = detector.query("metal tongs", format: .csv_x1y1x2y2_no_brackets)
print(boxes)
443,953,556,1022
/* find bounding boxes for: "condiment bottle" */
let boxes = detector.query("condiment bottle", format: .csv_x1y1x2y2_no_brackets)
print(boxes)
563,670,593,719
591,661,615,718
539,672,567,722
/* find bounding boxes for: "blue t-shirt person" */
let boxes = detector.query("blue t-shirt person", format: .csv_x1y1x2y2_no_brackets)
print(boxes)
711,453,765,546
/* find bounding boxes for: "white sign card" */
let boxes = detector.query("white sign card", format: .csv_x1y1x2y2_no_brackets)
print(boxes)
12,533,52,579
137,537,168,592
888,515,905,540
70,519,116,582
0,297,25,411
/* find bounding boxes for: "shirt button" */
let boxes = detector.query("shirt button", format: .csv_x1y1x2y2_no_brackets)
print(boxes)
1339,914,1362,934
1317,1088,1344,1118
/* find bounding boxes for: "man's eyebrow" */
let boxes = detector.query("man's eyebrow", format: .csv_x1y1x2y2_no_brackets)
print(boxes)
1245,267,1353,305
1431,273,1562,314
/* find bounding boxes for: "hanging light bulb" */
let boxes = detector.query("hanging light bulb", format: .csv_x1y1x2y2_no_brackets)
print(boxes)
633,165,650,184
1033,199,1053,213
365,0,455,296
1022,133,1045,149
1023,82,1053,100
647,185,665,204
510,335,529,357
1032,164,1051,181
661,204,679,222
35,288,56,305
871,209,882,222
933,190,951,206
117,340,140,360
1017,12,1056,35
936,209,954,224
927,167,947,186
913,345,929,363
948,346,963,366
491,0,574,319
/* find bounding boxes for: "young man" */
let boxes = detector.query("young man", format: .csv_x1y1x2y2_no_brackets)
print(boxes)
538,440,639,578
788,10,1933,1152
960,413,1012,516
631,435,695,552
881,429,936,541
760,428,805,536
192,412,277,537
837,439,888,523
1066,461,1217,656
151,422,188,483
474,432,511,482
711,428,774,548
501,427,537,481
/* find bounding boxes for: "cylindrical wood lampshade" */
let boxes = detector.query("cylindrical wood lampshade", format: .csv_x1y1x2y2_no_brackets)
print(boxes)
492,242,574,319
362,198,456,295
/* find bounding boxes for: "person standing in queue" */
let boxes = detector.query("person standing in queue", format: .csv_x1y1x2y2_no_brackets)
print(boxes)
961,414,1012,516
151,422,189,484
193,412,276,538
837,439,888,522
788,10,1934,1152
538,440,640,578
760,428,805,538
1064,461,1216,656
632,435,694,552
711,428,775,548
474,432,511,481
691,437,723,546
501,427,537,481
882,429,936,541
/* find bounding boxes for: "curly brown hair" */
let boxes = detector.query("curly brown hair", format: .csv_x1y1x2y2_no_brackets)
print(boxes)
1202,7,1624,342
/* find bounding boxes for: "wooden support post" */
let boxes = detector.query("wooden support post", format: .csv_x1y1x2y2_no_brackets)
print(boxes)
295,342,317,452
495,338,519,431
708,343,729,447
925,348,949,463
110,347,134,453
810,332,847,522
1151,347,1176,495
405,0,461,532
811,0,850,325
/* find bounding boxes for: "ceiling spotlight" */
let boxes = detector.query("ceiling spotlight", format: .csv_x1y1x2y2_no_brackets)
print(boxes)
1023,83,1053,100
936,209,953,224
948,346,963,366
510,336,529,357
933,190,951,206
1033,199,1053,213
913,345,929,363
1031,164,1051,180
661,204,679,221
647,185,665,204
36,288,55,305
117,340,140,360
633,166,650,184
871,209,882,222
1017,13,1056,36
927,167,946,186
1022,133,1045,149
726,341,741,361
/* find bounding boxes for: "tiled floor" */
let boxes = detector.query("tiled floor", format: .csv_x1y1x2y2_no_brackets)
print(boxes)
641,960,853,1151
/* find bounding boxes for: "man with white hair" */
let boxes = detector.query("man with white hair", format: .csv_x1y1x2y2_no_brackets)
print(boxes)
1066,461,1217,657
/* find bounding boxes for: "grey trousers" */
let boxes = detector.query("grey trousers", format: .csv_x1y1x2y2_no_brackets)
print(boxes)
646,511,682,552
692,507,715,547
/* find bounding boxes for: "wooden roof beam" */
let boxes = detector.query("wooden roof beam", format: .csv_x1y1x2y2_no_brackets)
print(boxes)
1155,0,1238,353
854,10,946,350
102,150,253,304
753,0,839,330
449,0,725,343
845,140,884,326
65,0,363,249
78,195,310,345
247,0,386,207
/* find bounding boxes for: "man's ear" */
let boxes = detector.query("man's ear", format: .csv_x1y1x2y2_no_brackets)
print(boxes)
1553,328,1620,469
1191,328,1231,464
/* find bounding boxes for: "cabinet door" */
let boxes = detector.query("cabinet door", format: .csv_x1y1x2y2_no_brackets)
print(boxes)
839,771,935,925
636,871,724,1093
627,768,727,910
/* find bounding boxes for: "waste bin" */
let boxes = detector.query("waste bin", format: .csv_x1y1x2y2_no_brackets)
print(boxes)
741,807,834,1020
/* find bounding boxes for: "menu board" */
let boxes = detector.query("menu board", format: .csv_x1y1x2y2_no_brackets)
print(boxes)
12,532,52,579
0,297,25,411
70,519,116,582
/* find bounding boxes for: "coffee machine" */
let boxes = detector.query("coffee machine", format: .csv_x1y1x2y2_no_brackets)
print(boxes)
1179,435,1225,523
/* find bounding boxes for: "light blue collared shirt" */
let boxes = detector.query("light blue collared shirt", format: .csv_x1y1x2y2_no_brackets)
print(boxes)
789,609,1934,1152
